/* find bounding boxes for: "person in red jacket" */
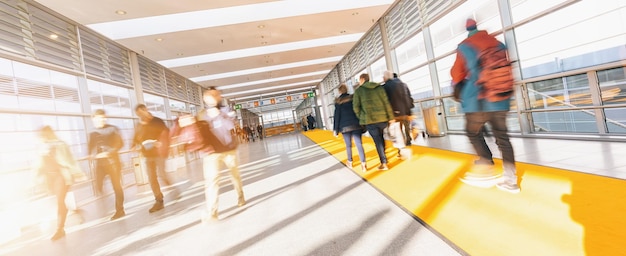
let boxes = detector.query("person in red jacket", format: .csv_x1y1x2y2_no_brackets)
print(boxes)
450,19,520,193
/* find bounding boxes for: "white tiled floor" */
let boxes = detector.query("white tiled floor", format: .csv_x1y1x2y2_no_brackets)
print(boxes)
0,133,463,256
3,131,623,256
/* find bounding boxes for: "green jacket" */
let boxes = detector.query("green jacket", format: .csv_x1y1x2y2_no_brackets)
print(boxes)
353,81,394,125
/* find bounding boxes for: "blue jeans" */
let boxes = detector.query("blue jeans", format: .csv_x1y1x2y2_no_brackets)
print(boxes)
366,122,389,164
465,111,517,182
342,130,366,163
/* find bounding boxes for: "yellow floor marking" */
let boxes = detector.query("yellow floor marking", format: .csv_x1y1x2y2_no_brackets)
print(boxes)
304,130,626,256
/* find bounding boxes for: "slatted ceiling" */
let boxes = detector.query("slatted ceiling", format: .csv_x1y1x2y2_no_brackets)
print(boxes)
52,86,79,102
28,4,81,71
89,92,102,104
404,0,421,32
385,3,405,48
165,69,187,101
186,81,201,105
101,95,119,105
0,0,29,57
138,55,166,95
423,0,450,23
80,29,133,85
0,76,15,95
15,78,51,99
370,25,384,60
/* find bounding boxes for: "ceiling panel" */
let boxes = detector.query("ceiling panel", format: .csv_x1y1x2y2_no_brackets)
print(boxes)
33,0,394,112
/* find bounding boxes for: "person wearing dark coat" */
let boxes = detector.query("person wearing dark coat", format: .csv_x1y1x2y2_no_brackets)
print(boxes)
383,70,414,146
307,114,315,130
333,83,367,171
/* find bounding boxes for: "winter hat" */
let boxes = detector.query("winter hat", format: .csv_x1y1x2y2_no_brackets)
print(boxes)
466,18,477,31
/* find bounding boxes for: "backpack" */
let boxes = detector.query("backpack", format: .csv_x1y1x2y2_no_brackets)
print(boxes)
172,112,238,153
475,45,514,102
203,111,238,153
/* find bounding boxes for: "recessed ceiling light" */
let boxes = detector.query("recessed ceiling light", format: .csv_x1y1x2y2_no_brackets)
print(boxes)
49,34,58,39
258,25,265,29
261,41,268,45
176,53,183,56
340,30,346,33
155,38,163,42
115,10,127,15
352,12,359,15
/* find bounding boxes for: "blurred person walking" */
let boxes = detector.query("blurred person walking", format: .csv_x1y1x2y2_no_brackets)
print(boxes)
88,109,125,220
352,73,394,171
333,83,367,171
450,18,519,193
382,70,414,146
132,104,172,212
34,126,87,241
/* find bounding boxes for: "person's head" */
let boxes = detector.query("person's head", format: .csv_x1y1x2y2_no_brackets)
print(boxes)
383,71,394,81
39,125,58,141
92,109,107,128
338,83,348,94
466,18,477,32
359,73,370,85
203,86,222,108
134,104,153,124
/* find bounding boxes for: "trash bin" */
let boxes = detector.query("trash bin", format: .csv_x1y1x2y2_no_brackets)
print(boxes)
132,157,149,185
423,106,446,137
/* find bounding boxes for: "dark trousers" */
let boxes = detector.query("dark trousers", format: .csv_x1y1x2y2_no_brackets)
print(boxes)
366,122,389,164
145,157,169,201
465,111,517,181
46,172,69,230
95,158,125,212
395,116,412,146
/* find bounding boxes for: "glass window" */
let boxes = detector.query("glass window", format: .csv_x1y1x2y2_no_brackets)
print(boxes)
597,67,626,133
402,66,432,100
527,74,591,109
87,79,133,117
143,93,167,119
510,0,571,23
531,110,598,133
430,0,502,58
436,55,456,93
515,1,626,78
597,67,626,106
395,32,427,73
370,57,387,83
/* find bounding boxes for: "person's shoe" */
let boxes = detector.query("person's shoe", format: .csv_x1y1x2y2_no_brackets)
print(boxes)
496,181,521,194
377,163,389,171
201,211,219,223
462,164,500,180
149,201,164,213
238,197,246,207
50,229,65,241
361,163,367,172
110,210,126,220
346,160,353,169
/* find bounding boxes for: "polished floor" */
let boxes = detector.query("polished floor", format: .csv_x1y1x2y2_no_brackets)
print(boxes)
2,131,625,256
1,132,461,256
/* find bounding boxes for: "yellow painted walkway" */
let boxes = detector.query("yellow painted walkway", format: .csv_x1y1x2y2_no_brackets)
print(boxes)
304,130,626,256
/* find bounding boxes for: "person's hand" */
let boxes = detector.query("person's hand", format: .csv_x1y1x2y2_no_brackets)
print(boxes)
333,131,338,137
389,119,396,124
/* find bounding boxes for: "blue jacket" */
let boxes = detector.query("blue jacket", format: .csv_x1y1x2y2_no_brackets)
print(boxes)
451,30,510,113
333,93,362,133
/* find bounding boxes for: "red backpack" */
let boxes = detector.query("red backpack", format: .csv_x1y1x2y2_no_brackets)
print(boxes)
475,46,514,102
